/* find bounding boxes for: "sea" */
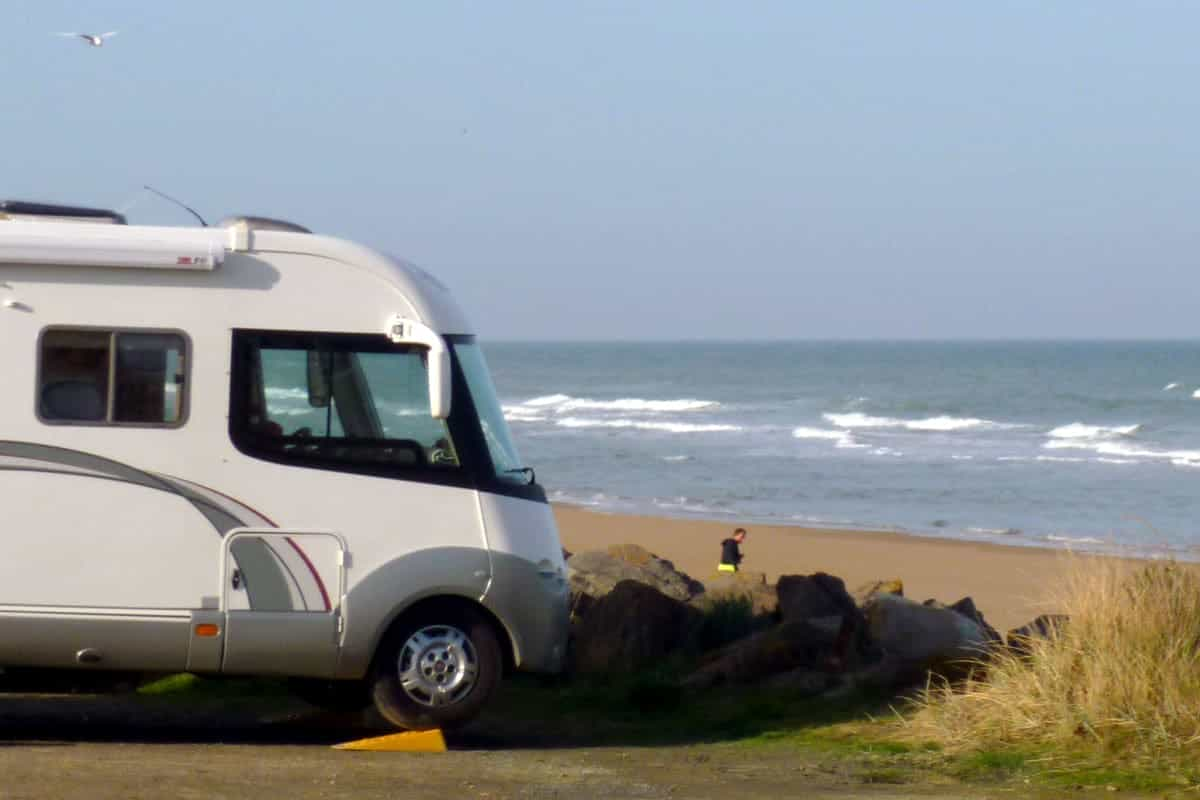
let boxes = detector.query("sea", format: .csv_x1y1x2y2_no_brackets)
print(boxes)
483,341,1200,560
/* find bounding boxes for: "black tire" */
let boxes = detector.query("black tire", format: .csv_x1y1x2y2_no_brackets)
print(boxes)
370,605,502,730
288,678,372,712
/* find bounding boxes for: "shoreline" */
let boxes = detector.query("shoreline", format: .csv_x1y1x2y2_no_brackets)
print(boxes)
552,503,1151,633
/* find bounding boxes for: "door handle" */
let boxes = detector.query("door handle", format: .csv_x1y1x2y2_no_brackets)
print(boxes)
231,568,244,590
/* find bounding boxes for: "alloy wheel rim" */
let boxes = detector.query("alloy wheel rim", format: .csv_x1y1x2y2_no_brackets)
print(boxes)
396,624,479,707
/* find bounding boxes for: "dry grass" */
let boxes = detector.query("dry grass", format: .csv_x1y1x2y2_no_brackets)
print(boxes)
902,558,1200,765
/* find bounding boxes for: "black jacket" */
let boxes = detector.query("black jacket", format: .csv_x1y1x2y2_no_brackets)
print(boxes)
720,538,742,566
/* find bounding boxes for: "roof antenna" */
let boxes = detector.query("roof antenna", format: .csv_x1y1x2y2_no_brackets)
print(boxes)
142,185,208,227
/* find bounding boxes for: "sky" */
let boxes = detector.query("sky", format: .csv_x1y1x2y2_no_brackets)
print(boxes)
5,2,1200,340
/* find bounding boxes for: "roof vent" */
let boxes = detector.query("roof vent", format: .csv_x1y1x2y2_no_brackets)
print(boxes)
217,215,311,234
0,200,126,225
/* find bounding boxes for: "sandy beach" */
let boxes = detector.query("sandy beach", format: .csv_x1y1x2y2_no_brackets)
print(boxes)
554,505,1138,633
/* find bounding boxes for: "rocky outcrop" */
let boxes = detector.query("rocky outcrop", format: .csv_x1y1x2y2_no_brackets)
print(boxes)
573,580,701,674
568,545,705,608
1006,614,1069,656
699,570,777,616
862,593,993,684
947,596,1002,648
681,617,849,689
777,573,861,624
853,578,904,607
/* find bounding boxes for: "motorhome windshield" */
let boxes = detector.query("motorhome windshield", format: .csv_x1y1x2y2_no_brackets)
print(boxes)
453,342,528,485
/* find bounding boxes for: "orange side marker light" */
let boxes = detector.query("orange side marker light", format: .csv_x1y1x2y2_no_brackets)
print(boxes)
194,623,221,638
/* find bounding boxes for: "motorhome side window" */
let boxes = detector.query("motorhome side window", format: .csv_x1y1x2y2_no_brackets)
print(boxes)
230,332,460,471
38,329,187,426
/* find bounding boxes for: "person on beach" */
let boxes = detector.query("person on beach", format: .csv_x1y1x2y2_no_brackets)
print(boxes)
718,528,747,573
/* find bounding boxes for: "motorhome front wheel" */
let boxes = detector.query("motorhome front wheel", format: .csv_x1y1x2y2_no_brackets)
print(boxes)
371,606,502,730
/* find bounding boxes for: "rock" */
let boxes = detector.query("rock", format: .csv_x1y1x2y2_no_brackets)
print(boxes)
862,592,991,684
1006,614,1069,656
853,578,904,607
567,545,705,607
777,573,860,624
763,667,838,695
681,618,846,689
699,571,777,616
948,596,1003,648
573,580,701,674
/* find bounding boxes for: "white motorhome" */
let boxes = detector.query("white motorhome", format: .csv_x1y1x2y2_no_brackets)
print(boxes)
0,201,568,729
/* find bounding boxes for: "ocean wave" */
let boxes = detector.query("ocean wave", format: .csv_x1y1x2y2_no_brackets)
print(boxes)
264,387,310,401
549,490,613,507
1194,389,1200,399
1044,438,1200,467
513,394,718,413
556,417,741,434
967,526,1021,536
1046,534,1105,546
823,412,1018,432
661,455,693,462
502,405,545,422
652,496,736,516
1035,455,1087,463
1164,382,1180,391
1047,422,1141,440
523,394,572,407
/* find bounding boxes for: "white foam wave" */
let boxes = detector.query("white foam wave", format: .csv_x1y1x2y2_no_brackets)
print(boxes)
951,455,975,461
264,387,309,401
1194,389,1200,399
967,526,1021,536
661,455,692,462
1047,422,1141,440
1046,534,1105,546
523,394,572,407
556,417,741,434
513,394,717,413
549,490,612,508
823,412,1017,432
502,405,545,423
1035,455,1087,463
1044,439,1200,467
652,496,736,516
1163,382,1180,391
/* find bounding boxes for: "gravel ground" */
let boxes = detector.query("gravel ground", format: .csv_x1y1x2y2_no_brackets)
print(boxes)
0,694,1159,799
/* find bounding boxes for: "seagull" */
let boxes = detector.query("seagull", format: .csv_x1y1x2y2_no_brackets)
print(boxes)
55,31,118,47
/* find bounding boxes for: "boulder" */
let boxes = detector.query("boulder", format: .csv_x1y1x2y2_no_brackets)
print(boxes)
862,592,991,684
853,578,904,607
573,580,701,674
1007,614,1069,657
763,667,839,695
777,572,861,624
568,545,705,607
699,570,777,616
681,618,847,689
948,596,1002,648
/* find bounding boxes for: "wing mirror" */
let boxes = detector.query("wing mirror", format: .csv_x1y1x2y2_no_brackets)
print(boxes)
387,315,451,419
306,350,332,408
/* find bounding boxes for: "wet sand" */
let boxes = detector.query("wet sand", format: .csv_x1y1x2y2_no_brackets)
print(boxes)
554,505,1137,632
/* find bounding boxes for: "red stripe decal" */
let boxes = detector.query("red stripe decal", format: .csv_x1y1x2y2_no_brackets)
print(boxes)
285,536,332,612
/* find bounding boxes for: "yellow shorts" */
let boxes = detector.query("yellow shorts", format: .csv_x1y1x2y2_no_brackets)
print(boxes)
717,563,737,573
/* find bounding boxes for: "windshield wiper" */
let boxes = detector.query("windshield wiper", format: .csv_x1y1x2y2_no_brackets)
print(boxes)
505,467,536,485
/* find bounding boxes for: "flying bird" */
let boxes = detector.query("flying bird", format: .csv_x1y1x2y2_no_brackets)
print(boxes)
55,31,118,47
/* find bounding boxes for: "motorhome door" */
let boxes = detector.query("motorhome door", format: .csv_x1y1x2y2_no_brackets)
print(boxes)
221,529,345,677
